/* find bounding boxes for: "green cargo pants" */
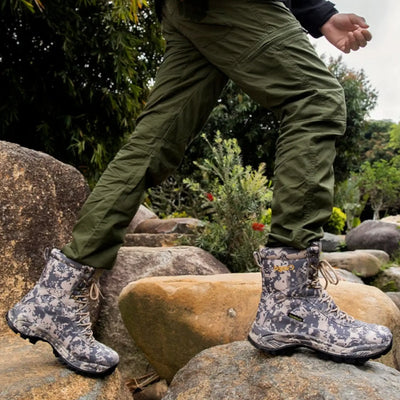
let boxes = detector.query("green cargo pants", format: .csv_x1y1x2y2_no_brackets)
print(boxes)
63,0,346,269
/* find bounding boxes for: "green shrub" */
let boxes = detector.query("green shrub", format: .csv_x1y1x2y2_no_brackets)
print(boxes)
184,132,272,272
324,206,347,235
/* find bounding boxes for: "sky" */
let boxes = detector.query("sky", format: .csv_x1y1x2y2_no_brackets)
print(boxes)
310,0,400,122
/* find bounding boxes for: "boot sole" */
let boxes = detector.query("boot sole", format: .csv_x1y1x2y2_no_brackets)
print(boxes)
247,333,393,365
5,312,118,378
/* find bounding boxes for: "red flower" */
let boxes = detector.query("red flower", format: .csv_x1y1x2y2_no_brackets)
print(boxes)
206,193,214,201
252,222,265,231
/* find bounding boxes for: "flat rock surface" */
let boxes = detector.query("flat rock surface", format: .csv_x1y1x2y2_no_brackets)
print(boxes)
0,335,131,400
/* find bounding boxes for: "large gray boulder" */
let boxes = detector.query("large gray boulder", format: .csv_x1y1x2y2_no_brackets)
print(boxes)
0,141,89,335
321,232,345,252
95,246,230,379
164,341,400,400
346,220,400,257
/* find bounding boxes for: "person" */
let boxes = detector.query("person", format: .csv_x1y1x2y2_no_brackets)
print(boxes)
6,0,392,377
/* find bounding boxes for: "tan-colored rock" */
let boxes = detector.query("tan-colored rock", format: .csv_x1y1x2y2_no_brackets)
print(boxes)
0,336,131,400
134,217,204,234
124,233,195,247
322,250,382,277
164,341,400,400
119,273,400,382
354,249,390,264
96,246,230,380
380,215,400,226
126,205,158,233
0,141,89,335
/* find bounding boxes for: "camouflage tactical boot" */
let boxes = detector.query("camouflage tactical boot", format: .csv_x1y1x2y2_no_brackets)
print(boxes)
6,249,119,376
248,243,393,363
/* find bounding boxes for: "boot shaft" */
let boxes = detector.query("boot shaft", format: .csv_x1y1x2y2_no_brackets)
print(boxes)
254,243,320,294
38,249,94,295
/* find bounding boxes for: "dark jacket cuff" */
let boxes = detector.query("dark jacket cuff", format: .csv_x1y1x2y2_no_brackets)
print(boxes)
285,0,338,38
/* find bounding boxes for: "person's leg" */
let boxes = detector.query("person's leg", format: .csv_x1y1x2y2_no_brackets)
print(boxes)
62,19,228,270
166,0,392,361
7,16,228,376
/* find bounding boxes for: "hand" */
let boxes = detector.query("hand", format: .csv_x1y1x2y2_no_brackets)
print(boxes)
320,13,372,54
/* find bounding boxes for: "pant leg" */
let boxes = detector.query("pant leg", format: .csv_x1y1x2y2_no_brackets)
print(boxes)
167,0,346,249
63,20,228,269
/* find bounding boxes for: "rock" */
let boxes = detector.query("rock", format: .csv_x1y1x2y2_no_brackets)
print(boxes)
322,250,382,278
380,215,400,226
132,380,168,400
321,232,345,252
119,273,258,382
124,233,195,247
354,249,391,264
134,218,204,234
0,335,131,400
95,246,230,379
333,268,364,284
119,273,400,382
327,278,400,371
386,292,400,311
0,141,89,335
346,220,400,257
126,205,158,233
373,266,400,292
164,341,400,400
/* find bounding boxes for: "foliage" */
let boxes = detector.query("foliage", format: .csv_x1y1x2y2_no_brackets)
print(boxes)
334,174,365,230
358,159,400,220
328,57,378,182
0,0,163,184
388,122,400,153
359,119,394,165
183,132,273,272
145,176,209,219
323,207,346,235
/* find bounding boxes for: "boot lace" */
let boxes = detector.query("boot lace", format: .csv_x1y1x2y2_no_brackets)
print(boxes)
309,260,354,322
73,280,103,343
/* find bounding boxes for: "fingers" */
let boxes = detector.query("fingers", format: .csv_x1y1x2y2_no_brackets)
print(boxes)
354,29,371,47
347,28,372,52
348,13,369,29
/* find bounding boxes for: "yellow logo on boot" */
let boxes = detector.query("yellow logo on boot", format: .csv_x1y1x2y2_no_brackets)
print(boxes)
273,264,295,272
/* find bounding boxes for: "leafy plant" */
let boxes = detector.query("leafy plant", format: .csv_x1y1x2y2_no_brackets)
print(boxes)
324,207,346,235
183,132,273,272
0,0,163,185
358,159,400,220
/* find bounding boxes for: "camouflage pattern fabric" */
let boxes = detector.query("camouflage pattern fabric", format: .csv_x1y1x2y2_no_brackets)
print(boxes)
248,243,393,363
6,249,119,376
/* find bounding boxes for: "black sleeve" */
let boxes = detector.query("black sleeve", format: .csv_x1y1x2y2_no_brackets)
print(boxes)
284,0,338,38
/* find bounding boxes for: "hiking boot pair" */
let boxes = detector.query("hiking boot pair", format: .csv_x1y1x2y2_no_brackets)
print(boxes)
248,243,393,363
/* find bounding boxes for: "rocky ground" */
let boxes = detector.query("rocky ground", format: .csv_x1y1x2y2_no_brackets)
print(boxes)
2,140,400,400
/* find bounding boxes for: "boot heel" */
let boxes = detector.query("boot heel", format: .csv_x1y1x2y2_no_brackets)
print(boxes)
6,312,41,344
